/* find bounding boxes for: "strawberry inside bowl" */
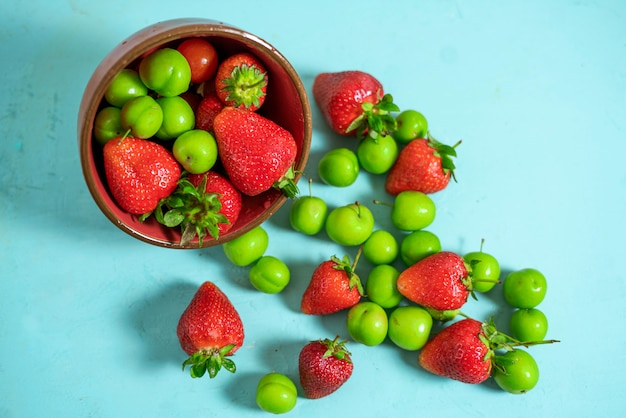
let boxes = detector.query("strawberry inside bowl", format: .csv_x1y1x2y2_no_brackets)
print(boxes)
78,18,312,249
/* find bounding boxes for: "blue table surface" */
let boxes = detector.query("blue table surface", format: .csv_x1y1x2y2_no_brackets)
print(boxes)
2,1,625,417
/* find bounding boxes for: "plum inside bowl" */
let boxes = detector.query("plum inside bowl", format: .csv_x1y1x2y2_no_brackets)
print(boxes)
78,18,312,249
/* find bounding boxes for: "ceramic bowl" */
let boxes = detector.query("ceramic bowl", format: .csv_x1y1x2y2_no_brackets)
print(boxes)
78,18,312,249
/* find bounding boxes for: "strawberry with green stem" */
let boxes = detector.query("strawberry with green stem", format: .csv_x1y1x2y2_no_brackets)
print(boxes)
143,170,242,247
385,136,461,195
301,248,365,315
299,336,354,399
215,52,268,111
213,106,299,198
313,70,399,139
418,316,559,384
177,281,245,379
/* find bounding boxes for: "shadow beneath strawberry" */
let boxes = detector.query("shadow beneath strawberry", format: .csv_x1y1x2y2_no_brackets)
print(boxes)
123,280,199,370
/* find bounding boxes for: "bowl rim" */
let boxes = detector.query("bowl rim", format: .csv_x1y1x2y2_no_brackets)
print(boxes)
78,18,312,249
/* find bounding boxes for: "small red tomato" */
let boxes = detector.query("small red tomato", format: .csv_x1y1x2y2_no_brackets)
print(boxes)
177,38,219,84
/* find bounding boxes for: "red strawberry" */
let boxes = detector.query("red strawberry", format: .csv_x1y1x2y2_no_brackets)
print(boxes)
195,90,224,132
418,317,560,384
418,318,492,384
312,70,399,139
213,106,299,197
215,52,268,111
301,252,364,315
385,137,460,195
151,170,242,247
299,336,353,399
103,136,181,214
177,281,245,379
396,251,471,312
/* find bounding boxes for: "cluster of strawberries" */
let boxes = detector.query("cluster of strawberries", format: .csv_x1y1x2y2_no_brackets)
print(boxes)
98,44,299,246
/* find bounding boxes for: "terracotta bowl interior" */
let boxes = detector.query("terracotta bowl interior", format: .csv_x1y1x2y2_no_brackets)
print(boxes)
78,18,312,249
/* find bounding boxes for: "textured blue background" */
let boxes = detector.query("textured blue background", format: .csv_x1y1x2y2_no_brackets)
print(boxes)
1,1,625,417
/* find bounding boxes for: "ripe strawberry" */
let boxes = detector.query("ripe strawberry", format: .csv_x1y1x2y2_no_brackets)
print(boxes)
299,336,353,399
396,251,471,312
301,252,364,315
150,170,242,247
177,281,245,379
385,137,460,195
312,70,399,139
215,52,268,111
418,318,493,384
418,317,560,384
213,106,299,198
103,136,181,215
195,90,224,132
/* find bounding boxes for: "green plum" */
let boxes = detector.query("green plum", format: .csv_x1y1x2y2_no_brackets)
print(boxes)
394,109,428,144
388,306,433,351
346,301,388,346
289,179,328,235
173,129,218,174
318,147,359,187
464,243,501,293
256,372,297,414
155,95,195,140
390,190,436,231
249,256,291,294
362,230,399,265
139,47,192,97
222,225,269,267
503,268,547,308
510,308,548,341
120,95,163,139
400,230,441,266
356,134,398,174
105,68,148,107
93,106,125,145
493,349,540,394
365,264,402,309
325,201,374,246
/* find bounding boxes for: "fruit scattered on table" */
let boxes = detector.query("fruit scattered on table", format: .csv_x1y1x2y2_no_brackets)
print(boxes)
91,39,562,401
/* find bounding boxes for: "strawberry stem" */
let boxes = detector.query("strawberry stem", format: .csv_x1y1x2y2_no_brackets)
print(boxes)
145,173,230,247
182,344,237,379
330,247,365,296
319,336,352,363
273,165,300,198
221,64,267,109
347,92,400,140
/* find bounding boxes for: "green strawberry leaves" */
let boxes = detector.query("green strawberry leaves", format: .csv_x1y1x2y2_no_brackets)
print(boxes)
320,336,352,363
273,165,300,198
347,93,400,140
428,135,462,182
330,247,365,296
182,344,237,379
142,174,230,247
221,63,267,110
